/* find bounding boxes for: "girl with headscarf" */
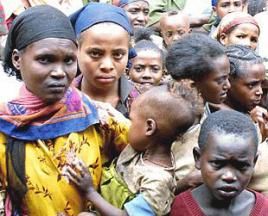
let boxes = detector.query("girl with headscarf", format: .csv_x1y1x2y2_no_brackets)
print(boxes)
213,11,260,50
70,3,138,118
0,5,129,215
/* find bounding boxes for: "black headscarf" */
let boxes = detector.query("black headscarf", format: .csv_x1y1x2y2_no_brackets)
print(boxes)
3,5,77,79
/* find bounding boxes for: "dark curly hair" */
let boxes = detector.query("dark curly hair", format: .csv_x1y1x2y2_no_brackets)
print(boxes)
166,33,226,81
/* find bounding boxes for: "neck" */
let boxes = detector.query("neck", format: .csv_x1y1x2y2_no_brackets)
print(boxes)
144,143,172,167
224,98,248,114
81,78,119,107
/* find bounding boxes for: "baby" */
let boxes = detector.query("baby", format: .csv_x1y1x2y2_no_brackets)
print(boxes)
65,80,203,215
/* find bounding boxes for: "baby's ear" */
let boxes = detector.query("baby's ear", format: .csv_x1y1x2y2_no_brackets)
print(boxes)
145,118,157,136
193,147,201,170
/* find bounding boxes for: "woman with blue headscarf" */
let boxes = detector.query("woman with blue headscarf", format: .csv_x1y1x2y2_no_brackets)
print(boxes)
70,2,139,118
114,0,150,28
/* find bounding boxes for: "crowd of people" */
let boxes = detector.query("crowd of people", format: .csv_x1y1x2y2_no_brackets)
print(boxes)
0,0,268,215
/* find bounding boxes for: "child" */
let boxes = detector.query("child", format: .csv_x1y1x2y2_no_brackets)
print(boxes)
204,0,245,35
224,44,265,113
166,33,231,193
214,11,260,50
128,28,165,94
159,10,191,48
70,3,138,118
171,110,268,215
65,81,204,215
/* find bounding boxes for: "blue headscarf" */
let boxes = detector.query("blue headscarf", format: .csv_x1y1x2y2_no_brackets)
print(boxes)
117,0,149,8
211,0,218,6
69,2,133,37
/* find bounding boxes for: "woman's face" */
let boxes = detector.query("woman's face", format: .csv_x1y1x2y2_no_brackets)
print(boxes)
78,23,129,92
195,55,231,104
123,1,149,28
220,23,259,50
12,38,77,104
129,49,163,86
227,63,265,112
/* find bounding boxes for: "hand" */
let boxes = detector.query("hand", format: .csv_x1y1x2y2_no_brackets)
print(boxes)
250,106,268,140
64,160,95,195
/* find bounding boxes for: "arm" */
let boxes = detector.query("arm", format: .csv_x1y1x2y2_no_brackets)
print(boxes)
65,161,128,216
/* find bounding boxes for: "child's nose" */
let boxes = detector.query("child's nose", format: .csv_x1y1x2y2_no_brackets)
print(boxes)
221,170,237,183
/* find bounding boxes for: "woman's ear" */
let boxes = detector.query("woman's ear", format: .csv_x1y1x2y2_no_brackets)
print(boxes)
12,49,21,70
145,118,157,136
193,147,202,170
219,33,228,46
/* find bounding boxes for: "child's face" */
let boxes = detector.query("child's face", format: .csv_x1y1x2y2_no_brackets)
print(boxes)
129,50,163,86
196,131,257,202
195,55,230,104
160,14,190,47
228,63,265,112
123,1,149,28
213,0,244,19
220,23,259,50
78,23,129,91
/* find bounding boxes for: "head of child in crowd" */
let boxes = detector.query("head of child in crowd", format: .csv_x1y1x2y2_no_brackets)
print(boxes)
212,0,245,19
128,28,164,89
70,3,133,92
215,12,260,50
225,44,265,113
166,33,230,104
194,110,258,204
4,5,77,104
115,0,150,28
159,10,191,48
128,80,204,152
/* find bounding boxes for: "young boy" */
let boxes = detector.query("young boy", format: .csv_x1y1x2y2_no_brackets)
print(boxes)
171,110,268,215
159,10,191,48
65,81,203,216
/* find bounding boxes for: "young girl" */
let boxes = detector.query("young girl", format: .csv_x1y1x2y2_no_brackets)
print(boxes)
171,110,268,215
214,11,260,50
165,33,231,193
65,81,203,216
70,3,138,118
128,28,165,94
224,44,265,113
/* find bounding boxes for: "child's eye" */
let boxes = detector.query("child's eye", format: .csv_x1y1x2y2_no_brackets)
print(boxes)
251,37,258,43
134,66,143,72
236,35,245,39
234,2,242,7
151,66,161,73
210,161,223,169
166,32,173,37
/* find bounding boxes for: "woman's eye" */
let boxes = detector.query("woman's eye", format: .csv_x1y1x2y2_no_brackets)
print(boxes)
89,51,101,58
113,52,125,60
38,57,50,64
65,57,76,65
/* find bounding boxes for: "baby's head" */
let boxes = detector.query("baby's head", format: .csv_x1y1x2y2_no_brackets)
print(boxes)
215,12,260,50
212,0,245,19
194,110,258,203
166,33,230,104
129,28,165,89
128,80,203,152
225,44,265,112
159,10,191,48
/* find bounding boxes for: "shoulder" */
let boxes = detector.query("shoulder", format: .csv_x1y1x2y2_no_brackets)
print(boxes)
252,190,268,213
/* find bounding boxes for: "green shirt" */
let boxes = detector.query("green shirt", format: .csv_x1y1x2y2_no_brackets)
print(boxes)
147,0,187,26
